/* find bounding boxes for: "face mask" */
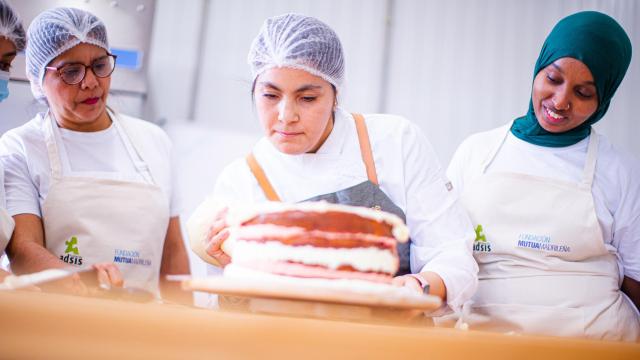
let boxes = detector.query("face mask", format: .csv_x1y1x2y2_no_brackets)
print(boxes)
0,70,10,103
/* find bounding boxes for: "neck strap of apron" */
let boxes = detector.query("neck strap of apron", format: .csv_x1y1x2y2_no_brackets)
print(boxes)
246,152,281,201
44,109,156,184
246,112,379,202
352,113,379,186
581,128,599,188
481,123,599,188
44,111,64,179
480,122,513,174
108,109,156,184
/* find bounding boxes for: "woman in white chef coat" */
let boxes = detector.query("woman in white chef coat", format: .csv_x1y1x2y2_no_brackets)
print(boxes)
447,11,639,341
195,13,478,313
0,7,190,299
0,0,25,281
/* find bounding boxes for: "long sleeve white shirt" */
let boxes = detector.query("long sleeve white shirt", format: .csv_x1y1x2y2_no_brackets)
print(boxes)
212,108,478,311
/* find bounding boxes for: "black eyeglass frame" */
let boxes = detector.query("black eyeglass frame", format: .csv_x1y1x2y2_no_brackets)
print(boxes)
45,54,118,85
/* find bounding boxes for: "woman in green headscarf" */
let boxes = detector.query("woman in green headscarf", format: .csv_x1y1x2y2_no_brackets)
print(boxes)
446,11,638,341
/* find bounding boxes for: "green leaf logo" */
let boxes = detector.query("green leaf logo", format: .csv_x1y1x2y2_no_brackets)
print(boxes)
65,236,80,255
474,225,487,243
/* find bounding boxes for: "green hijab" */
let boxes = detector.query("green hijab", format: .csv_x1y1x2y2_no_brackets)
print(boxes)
511,11,632,147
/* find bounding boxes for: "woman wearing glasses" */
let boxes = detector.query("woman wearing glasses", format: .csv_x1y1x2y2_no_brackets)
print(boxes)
0,7,190,299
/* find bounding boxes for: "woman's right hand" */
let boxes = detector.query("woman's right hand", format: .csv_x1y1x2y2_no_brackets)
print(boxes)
59,263,123,296
93,262,124,289
204,207,231,267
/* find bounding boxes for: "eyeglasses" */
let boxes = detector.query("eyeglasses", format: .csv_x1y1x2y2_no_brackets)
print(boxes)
45,54,117,85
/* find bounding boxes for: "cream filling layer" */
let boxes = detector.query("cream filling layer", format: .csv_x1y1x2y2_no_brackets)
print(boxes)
231,239,399,274
231,224,397,248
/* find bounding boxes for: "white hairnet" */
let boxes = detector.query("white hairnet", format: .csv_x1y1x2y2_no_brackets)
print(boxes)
248,13,345,90
0,0,25,52
26,7,109,100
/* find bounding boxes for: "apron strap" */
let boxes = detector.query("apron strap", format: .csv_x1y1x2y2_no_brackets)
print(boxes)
246,112,379,201
581,128,599,188
352,113,379,185
43,111,64,179
246,153,281,201
483,123,599,187
44,109,157,184
481,122,513,173
109,109,157,185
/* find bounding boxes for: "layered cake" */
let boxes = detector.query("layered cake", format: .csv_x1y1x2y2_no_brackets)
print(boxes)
222,202,409,288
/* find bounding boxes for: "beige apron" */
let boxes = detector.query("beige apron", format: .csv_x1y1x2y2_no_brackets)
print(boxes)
460,127,640,341
41,110,169,294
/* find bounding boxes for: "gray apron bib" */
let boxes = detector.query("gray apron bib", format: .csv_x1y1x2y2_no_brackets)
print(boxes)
304,181,410,275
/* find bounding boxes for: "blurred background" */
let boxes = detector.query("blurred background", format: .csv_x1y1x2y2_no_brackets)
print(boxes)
1,0,638,302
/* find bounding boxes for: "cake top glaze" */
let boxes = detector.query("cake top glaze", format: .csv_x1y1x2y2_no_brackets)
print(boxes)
227,201,409,243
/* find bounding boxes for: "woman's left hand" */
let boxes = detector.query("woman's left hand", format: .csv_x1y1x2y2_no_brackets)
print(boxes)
392,271,447,301
391,274,423,294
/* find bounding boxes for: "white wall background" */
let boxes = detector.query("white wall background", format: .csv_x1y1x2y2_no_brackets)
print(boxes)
150,0,639,164
384,0,639,166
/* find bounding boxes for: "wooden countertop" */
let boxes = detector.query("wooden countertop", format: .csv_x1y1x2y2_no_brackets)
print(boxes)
1,290,638,359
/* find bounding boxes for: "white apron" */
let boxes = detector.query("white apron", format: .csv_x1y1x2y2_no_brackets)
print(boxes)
461,127,640,341
41,111,169,294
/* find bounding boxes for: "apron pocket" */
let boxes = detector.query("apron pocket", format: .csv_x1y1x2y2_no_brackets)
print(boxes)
469,303,586,338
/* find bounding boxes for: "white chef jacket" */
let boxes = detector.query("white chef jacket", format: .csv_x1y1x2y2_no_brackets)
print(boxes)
447,123,640,284
212,108,478,311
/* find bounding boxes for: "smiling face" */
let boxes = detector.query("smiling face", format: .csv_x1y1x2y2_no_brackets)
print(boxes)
0,37,17,72
531,57,599,133
254,67,336,155
42,43,112,132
